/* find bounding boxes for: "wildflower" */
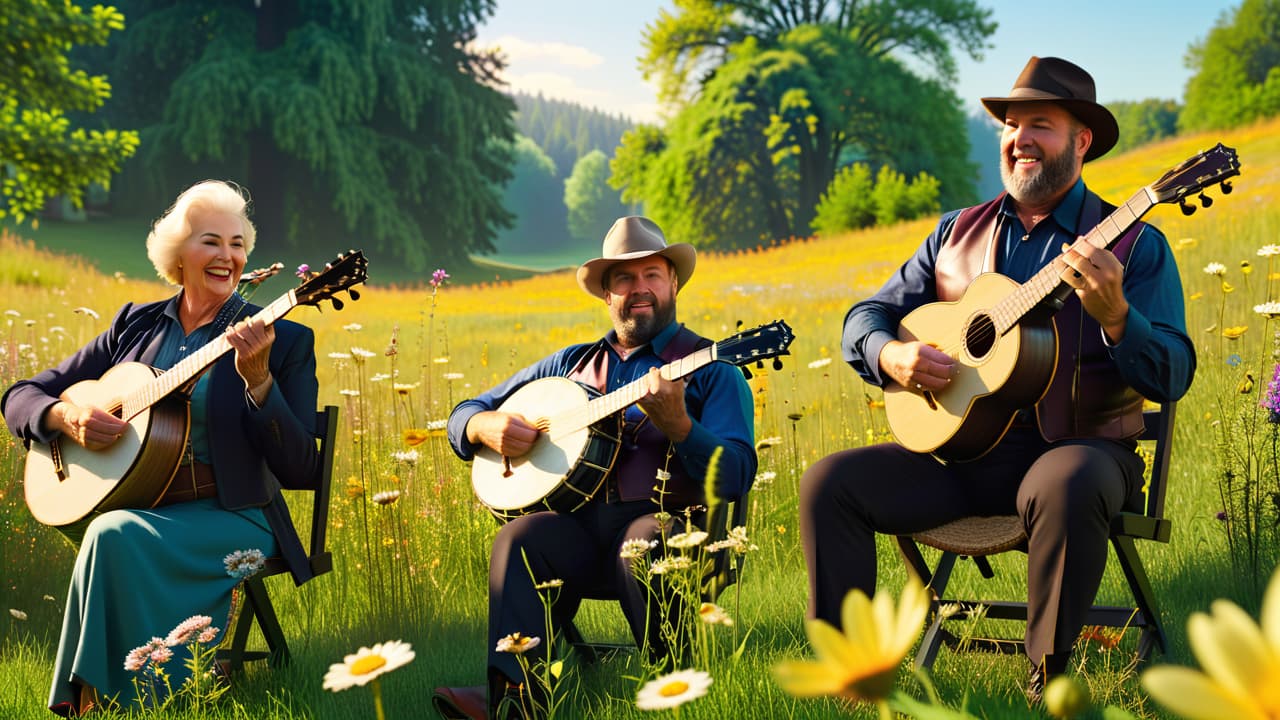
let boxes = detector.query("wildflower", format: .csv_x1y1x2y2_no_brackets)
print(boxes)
322,640,416,691
73,307,100,320
426,419,448,431
699,602,734,626
9,609,27,621
372,490,401,506
1142,565,1280,720
1222,326,1249,339
4,309,19,318
344,323,363,332
350,347,376,360
772,576,929,702
1216,510,1228,521
1242,261,1254,276
756,436,782,450
753,471,777,489
666,530,708,549
495,633,541,654
655,468,672,483
296,264,310,279
346,477,365,498
788,412,804,421
1262,365,1280,422
391,449,419,465
937,603,964,621
707,526,759,555
808,357,833,369
403,429,429,446
370,373,391,382
1189,292,1204,301
42,595,54,602
329,351,353,360
125,638,171,672
649,556,693,575
339,389,360,397
635,669,712,711
1228,354,1243,367
1256,302,1280,318
1044,675,1092,719
535,579,564,591
165,615,215,646
430,268,450,288
620,538,659,559
443,372,464,381
224,548,267,579
1079,625,1122,650
1204,262,1226,276
1259,245,1280,257
434,356,450,364
393,382,418,395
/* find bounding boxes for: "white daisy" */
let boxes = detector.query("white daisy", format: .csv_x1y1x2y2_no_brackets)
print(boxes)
666,530,709,549
322,640,415,692
620,538,659,559
1259,245,1280,257
224,548,267,578
635,669,712,711
1256,302,1280,318
495,632,541,654
1204,262,1227,276
808,357,833,369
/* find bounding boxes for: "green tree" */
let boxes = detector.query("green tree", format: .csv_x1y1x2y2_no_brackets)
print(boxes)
564,150,627,242
613,21,977,248
493,135,569,254
1111,99,1181,154
0,0,138,222
811,163,874,236
99,0,513,270
1181,0,1280,132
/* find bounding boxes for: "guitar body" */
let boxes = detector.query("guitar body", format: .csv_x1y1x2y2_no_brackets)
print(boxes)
471,376,622,522
24,362,190,533
884,272,1058,461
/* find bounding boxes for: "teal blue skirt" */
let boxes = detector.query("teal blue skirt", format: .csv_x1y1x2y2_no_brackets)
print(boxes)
49,499,278,709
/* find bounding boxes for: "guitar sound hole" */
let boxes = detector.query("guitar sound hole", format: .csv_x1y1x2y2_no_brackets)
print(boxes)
964,314,996,360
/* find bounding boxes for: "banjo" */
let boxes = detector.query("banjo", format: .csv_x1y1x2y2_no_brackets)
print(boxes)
471,320,794,521
23,251,367,538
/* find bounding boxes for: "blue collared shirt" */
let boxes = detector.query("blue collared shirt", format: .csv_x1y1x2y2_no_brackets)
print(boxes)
448,321,758,499
152,294,216,464
842,179,1195,402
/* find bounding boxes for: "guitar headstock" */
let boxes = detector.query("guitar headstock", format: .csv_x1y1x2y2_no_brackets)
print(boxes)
715,320,795,373
296,250,368,311
1148,143,1240,215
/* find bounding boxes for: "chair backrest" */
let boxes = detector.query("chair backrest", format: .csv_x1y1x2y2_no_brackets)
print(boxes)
307,405,339,576
1138,403,1177,522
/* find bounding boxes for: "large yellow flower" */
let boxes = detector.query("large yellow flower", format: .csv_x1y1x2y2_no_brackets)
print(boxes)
1143,567,1280,720
772,577,929,701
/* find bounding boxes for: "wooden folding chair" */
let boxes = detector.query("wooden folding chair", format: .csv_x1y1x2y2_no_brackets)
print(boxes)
220,404,339,672
895,403,1176,669
564,490,751,661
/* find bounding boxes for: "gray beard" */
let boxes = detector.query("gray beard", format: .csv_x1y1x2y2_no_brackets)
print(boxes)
1000,137,1079,206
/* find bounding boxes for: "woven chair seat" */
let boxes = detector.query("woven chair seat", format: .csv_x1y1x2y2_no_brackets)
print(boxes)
912,515,1026,556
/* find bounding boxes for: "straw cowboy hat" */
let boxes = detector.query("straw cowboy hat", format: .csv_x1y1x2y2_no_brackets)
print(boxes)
576,216,696,299
981,56,1119,162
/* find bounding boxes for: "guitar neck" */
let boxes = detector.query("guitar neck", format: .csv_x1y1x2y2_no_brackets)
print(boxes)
120,291,298,419
550,345,718,439
992,187,1156,334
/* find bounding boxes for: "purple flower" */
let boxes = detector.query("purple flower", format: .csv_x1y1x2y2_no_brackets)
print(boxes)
1261,363,1280,423
430,268,449,288
1216,510,1228,522
296,264,310,279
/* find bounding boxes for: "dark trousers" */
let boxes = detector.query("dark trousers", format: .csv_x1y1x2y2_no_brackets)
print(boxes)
799,427,1144,665
487,500,691,691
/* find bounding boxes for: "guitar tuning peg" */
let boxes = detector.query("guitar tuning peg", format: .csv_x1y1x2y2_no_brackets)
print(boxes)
772,357,783,371
348,289,361,301
740,366,753,380
736,320,744,330
1198,192,1213,208
331,297,345,311
1179,198,1196,216
755,359,764,369
1221,180,1233,195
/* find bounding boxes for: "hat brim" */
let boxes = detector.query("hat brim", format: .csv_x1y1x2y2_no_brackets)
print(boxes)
576,244,696,300
981,94,1118,162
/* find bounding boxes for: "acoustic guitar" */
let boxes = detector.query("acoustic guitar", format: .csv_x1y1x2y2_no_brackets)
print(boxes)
471,320,794,521
23,251,367,535
885,144,1239,461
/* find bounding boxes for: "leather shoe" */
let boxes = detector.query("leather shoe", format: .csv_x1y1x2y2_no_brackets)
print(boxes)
432,685,487,720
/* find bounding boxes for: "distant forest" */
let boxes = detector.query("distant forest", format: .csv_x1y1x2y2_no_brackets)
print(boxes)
511,93,635,179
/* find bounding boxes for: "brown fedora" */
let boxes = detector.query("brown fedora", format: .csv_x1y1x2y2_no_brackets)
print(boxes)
981,56,1118,162
576,216,696,299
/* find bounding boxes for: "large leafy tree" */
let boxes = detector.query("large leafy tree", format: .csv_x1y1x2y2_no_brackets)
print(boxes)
564,150,627,243
1181,0,1280,132
100,0,514,269
614,13,981,247
0,1,139,222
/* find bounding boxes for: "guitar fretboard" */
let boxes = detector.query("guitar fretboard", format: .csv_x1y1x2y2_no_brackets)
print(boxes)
548,345,718,441
989,187,1155,335
119,291,297,420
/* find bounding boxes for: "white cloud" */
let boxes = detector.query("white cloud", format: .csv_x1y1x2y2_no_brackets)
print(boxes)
486,35,603,69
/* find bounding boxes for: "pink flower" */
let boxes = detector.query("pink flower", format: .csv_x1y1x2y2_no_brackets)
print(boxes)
165,615,213,646
197,626,219,644
430,268,449,288
296,263,310,279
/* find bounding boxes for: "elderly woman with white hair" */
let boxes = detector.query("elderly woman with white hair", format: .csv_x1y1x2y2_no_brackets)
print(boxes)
2,180,321,715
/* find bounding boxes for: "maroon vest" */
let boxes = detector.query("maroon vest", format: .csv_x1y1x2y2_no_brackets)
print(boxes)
567,325,713,507
937,192,1146,441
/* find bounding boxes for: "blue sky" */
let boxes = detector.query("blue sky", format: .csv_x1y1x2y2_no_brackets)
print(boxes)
474,0,1239,123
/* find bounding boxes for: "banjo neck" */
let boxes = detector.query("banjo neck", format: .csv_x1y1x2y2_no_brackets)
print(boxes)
548,345,717,442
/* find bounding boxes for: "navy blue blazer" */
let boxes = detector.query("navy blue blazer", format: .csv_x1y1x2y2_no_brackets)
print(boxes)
2,297,322,584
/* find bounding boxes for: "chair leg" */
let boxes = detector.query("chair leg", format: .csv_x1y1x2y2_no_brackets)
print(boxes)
243,576,291,668
1112,534,1167,659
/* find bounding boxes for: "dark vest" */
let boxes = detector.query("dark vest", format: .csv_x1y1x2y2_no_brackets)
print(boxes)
567,325,712,508
936,192,1146,441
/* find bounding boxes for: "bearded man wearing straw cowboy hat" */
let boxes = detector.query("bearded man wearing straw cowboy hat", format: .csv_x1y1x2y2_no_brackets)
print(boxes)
800,56,1194,702
434,217,757,719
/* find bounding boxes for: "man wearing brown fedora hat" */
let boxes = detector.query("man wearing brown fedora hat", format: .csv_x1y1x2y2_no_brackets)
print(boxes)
434,216,756,719
800,56,1194,702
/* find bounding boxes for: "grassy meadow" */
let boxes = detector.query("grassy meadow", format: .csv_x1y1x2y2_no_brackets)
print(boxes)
1,116,1279,719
